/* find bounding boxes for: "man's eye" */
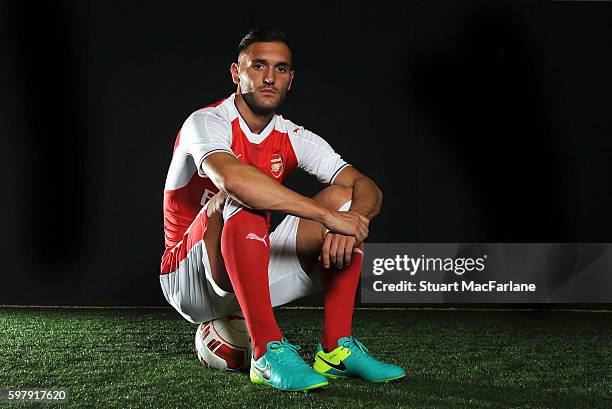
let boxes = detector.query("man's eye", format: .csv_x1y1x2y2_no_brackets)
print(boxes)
277,66,287,72
253,64,263,69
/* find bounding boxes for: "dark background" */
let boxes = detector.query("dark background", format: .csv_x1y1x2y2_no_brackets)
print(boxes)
1,0,610,305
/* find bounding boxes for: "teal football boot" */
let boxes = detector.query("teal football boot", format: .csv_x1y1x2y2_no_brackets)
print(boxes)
313,336,406,382
250,338,329,391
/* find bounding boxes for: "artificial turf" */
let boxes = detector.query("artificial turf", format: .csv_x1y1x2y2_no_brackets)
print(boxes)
0,307,610,408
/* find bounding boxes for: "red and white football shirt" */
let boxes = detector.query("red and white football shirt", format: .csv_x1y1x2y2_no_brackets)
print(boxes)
162,93,350,258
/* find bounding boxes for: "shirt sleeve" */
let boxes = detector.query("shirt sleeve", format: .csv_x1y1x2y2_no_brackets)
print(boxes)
179,110,234,176
289,126,350,185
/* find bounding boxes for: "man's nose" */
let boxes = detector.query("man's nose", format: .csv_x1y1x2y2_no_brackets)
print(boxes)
263,67,275,85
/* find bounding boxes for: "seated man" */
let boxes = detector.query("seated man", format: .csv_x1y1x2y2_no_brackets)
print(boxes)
160,27,405,391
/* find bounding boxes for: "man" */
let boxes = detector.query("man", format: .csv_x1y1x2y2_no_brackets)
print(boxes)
160,28,405,391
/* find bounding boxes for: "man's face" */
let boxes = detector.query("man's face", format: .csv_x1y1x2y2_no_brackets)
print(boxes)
231,41,294,114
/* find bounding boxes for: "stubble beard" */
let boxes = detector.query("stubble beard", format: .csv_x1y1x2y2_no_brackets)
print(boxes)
242,91,286,117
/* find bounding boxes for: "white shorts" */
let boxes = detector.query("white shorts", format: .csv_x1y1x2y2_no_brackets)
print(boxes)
160,200,321,324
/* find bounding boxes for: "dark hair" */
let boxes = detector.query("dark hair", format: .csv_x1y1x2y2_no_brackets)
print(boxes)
237,27,291,60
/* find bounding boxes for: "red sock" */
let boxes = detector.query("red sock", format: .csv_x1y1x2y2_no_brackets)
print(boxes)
320,241,364,352
221,209,282,359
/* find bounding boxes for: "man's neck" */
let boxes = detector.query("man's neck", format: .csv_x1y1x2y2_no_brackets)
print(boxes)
234,92,275,134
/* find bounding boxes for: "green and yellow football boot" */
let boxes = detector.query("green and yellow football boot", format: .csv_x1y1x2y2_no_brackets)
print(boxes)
313,336,406,382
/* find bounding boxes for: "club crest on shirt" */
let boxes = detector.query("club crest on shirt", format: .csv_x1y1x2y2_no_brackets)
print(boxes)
270,153,284,179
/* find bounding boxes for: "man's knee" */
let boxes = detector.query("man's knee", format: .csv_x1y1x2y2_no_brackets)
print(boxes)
313,185,353,210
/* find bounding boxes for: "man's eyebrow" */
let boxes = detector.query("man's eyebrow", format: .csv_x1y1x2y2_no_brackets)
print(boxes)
251,59,291,67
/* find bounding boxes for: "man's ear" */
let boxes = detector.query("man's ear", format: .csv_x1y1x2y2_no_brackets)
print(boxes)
230,63,240,85
288,71,295,91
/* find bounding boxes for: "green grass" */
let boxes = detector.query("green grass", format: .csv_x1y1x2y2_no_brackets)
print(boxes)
0,307,611,408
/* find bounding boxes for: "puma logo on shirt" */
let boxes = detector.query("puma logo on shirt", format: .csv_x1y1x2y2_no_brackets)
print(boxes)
245,233,268,247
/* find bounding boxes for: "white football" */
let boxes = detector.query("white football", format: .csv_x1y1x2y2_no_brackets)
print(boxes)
195,313,251,371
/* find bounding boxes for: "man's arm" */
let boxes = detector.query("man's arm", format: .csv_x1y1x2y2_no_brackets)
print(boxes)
332,166,383,221
287,126,382,220
321,166,383,269
201,152,370,241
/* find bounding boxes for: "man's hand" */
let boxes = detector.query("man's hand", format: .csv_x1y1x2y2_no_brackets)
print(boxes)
322,209,369,243
206,191,227,217
321,233,358,270
320,209,369,269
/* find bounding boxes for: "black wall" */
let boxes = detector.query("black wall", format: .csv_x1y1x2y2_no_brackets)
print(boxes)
1,1,611,305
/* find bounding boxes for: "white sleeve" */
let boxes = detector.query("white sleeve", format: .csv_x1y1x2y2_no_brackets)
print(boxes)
290,127,350,185
179,110,234,176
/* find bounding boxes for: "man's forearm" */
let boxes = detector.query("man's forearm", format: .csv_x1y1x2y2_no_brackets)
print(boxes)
347,177,383,221
218,162,329,223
